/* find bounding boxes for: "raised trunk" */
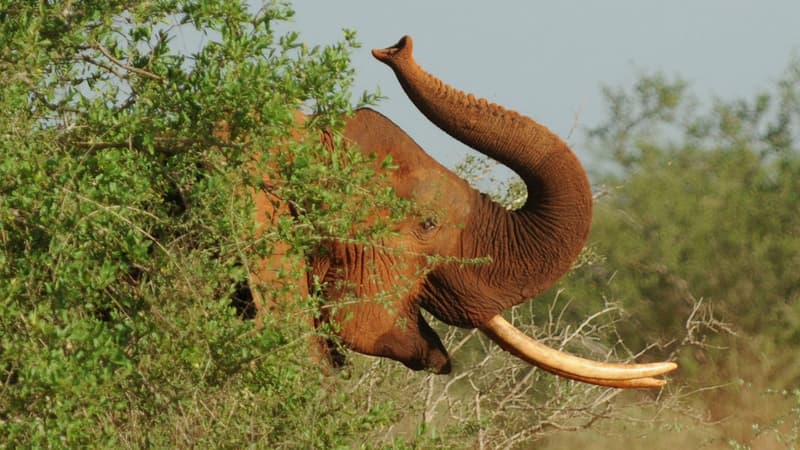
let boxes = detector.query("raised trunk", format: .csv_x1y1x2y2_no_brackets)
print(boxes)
373,36,676,388
373,36,592,311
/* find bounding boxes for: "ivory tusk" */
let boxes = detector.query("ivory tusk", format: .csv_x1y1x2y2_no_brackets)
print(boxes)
479,315,677,389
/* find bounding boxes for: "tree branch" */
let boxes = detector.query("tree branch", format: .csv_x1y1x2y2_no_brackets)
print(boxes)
91,42,165,83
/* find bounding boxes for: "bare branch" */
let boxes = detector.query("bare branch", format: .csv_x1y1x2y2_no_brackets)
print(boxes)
91,42,166,83
69,135,242,155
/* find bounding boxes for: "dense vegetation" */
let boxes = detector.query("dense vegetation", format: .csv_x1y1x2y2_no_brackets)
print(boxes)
559,67,800,448
1,1,798,448
0,1,395,447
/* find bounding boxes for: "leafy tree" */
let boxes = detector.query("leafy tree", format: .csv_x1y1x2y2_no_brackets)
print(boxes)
545,60,800,447
0,1,395,447
582,62,800,378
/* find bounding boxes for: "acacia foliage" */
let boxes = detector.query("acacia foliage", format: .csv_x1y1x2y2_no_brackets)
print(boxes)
543,63,800,448
0,1,396,447
579,63,800,385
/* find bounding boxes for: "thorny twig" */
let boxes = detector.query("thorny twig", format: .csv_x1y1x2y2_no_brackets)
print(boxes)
91,42,165,83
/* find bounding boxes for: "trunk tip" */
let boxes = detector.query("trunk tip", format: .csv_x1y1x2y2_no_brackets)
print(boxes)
372,35,414,65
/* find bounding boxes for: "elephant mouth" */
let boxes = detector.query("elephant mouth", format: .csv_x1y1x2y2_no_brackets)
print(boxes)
479,315,677,388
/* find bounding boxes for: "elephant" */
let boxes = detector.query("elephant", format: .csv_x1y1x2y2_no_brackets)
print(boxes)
250,36,677,388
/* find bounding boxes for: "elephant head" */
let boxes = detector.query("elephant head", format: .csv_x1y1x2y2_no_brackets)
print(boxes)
307,36,676,388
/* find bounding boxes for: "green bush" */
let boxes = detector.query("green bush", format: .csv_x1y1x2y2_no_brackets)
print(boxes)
536,64,800,448
0,1,397,447
576,65,800,385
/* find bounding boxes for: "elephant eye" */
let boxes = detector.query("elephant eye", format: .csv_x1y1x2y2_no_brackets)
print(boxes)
420,217,438,232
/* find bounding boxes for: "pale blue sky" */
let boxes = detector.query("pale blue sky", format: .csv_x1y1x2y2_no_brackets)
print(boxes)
285,1,800,171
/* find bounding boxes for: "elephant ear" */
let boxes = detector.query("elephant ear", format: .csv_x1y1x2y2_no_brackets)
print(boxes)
294,107,457,374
